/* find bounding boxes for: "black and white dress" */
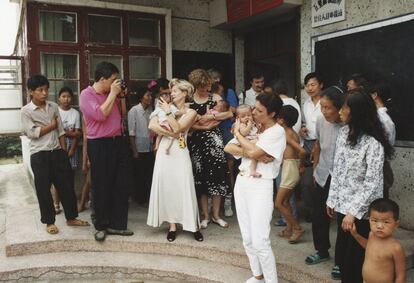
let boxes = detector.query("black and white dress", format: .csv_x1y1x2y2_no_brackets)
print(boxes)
188,94,229,197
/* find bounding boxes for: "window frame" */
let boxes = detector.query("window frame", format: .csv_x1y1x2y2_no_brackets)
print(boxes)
27,2,166,105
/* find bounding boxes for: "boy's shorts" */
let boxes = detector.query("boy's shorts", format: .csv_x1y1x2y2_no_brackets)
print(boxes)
279,159,300,190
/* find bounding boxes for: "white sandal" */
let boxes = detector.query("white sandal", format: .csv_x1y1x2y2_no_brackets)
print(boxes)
211,218,229,228
200,219,210,229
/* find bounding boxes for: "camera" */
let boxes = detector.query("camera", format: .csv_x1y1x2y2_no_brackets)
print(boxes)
120,79,127,91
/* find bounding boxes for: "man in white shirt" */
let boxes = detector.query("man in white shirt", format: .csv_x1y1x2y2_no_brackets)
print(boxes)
239,72,265,107
300,72,323,222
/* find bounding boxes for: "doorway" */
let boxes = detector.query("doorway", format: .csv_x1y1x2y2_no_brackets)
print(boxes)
244,17,299,99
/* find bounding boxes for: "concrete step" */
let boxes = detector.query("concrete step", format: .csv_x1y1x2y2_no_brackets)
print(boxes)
0,250,252,282
2,164,413,283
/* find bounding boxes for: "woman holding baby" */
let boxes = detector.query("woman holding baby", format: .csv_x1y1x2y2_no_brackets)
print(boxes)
146,79,203,242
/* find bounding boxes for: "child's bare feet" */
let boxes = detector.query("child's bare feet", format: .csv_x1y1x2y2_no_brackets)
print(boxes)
250,171,262,178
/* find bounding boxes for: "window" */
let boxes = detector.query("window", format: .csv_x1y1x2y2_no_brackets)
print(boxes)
28,3,166,106
88,15,122,44
40,53,79,104
89,55,123,80
129,18,160,47
39,11,77,42
129,56,160,80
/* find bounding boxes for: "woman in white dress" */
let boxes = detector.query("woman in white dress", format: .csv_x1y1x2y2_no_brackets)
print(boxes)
147,79,203,242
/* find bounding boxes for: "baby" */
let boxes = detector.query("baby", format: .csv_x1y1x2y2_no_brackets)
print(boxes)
351,198,406,283
196,100,229,128
234,104,260,177
150,93,179,154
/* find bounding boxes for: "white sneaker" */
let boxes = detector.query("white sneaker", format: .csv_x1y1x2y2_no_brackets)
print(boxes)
245,276,265,283
224,197,233,217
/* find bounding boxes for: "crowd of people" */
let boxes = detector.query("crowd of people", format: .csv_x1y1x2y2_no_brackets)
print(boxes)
21,62,406,283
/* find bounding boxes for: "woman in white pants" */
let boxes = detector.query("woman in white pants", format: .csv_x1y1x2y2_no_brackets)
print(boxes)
225,93,286,283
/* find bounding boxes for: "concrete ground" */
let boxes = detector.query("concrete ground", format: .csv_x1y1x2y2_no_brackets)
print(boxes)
0,163,412,282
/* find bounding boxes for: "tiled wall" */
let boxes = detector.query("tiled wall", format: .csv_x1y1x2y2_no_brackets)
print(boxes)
97,0,232,53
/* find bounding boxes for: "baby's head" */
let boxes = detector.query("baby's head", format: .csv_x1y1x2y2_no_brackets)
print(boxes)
368,198,400,239
236,104,253,123
277,105,298,128
214,100,229,112
211,82,224,97
159,92,172,104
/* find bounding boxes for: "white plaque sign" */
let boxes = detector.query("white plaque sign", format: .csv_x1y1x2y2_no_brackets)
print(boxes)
312,0,346,28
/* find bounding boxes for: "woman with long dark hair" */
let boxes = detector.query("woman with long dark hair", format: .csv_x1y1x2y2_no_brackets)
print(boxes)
326,89,393,283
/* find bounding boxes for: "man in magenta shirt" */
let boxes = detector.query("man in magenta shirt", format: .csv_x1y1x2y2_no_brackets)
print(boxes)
80,61,133,241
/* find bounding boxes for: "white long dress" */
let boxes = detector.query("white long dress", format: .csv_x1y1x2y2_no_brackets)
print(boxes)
147,110,200,232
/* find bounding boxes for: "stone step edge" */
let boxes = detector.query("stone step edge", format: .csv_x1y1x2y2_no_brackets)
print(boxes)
0,265,218,283
5,239,337,283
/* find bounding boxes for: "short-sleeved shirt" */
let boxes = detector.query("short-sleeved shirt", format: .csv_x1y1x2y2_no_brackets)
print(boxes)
79,86,122,139
128,103,153,153
238,88,259,107
233,123,286,179
59,108,81,131
377,107,395,145
314,115,343,187
302,98,322,140
21,101,65,154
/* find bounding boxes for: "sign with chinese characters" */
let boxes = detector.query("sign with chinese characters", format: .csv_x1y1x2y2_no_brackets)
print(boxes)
311,0,345,28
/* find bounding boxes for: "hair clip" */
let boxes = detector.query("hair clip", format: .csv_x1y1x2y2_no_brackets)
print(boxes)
147,80,158,89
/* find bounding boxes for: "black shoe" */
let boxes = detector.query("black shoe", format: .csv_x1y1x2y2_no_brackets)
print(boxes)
106,228,134,236
193,231,204,242
94,230,106,242
167,230,176,242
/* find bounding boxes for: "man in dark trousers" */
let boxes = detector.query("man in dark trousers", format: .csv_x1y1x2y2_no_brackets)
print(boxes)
80,62,133,241
21,75,89,234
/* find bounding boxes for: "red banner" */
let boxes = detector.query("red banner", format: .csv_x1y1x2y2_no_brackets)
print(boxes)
226,0,284,23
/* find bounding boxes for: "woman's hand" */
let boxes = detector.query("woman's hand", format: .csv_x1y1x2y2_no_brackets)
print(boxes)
159,97,171,114
257,155,274,163
341,213,355,232
326,206,334,218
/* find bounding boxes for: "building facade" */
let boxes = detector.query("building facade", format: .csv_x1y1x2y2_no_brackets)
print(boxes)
12,0,414,229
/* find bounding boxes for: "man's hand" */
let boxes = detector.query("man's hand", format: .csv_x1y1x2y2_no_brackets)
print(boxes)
326,206,334,218
342,213,355,232
50,116,59,130
110,79,122,97
133,151,140,159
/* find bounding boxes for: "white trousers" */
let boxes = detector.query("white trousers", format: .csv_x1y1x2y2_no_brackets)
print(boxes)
234,175,278,283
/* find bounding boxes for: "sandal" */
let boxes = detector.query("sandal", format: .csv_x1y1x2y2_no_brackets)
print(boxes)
46,224,59,234
66,218,90,226
167,230,176,242
200,219,210,229
277,228,292,238
193,231,204,242
211,218,229,228
288,228,304,244
331,265,341,280
305,252,330,265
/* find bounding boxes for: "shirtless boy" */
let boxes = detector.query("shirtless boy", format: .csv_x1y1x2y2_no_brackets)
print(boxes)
275,105,305,243
351,198,406,283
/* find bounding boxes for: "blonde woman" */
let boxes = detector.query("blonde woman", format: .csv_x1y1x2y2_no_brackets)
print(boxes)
188,69,233,229
147,79,203,242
